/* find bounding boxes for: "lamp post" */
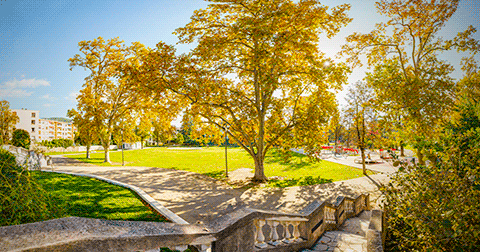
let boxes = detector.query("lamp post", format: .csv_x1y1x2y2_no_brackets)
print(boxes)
224,124,228,178
121,121,124,166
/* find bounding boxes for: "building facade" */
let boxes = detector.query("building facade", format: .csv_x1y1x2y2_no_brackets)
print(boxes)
11,109,39,141
38,119,75,141
11,109,75,142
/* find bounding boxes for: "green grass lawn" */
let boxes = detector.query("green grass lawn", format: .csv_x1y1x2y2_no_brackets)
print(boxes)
32,171,167,222
68,147,373,187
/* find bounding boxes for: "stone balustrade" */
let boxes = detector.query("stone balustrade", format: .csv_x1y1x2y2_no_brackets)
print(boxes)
0,190,370,252
254,217,308,249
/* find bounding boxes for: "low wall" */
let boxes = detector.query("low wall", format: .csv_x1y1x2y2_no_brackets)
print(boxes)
1,145,52,169
0,193,371,252
35,145,118,153
367,209,385,252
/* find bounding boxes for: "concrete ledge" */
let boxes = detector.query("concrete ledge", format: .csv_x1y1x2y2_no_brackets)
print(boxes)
367,209,384,252
0,217,210,252
41,170,189,225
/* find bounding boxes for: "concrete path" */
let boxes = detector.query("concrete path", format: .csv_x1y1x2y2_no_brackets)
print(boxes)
323,155,397,174
51,156,389,225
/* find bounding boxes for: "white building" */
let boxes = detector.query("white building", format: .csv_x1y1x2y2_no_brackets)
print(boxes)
38,119,75,141
11,109,39,141
11,109,75,142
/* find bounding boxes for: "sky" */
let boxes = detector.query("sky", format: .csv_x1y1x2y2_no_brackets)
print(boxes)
0,0,479,121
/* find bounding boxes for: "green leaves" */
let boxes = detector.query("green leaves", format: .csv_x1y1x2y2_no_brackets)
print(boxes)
0,100,19,145
136,0,352,181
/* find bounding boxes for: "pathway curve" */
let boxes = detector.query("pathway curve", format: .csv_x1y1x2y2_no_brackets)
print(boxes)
51,156,389,225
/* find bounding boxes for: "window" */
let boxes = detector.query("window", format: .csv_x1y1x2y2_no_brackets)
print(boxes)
31,128,35,132
31,112,36,117
31,120,35,125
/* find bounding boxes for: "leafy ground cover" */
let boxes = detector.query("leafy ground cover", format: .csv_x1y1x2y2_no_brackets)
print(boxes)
68,147,373,187
32,171,167,222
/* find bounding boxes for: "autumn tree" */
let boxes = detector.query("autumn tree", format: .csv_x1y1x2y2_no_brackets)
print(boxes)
134,114,152,149
341,0,479,165
0,100,19,145
69,37,148,163
67,108,97,159
137,0,351,181
344,81,376,175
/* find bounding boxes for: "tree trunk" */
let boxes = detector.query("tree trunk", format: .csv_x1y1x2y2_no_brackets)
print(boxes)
360,147,367,175
253,154,267,182
416,147,425,166
141,138,144,149
400,141,405,157
101,133,111,163
86,143,91,159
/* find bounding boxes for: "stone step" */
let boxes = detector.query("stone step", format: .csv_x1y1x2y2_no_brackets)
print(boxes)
308,231,367,252
302,211,371,252
339,210,371,236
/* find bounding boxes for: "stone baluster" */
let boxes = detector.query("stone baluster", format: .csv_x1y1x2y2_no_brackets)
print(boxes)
325,207,336,224
345,200,353,213
199,243,212,252
267,220,281,246
175,245,188,251
292,221,302,242
282,221,292,244
254,219,268,249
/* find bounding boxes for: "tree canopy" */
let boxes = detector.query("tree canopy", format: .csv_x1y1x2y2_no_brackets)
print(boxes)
0,100,19,145
135,0,352,181
340,0,479,164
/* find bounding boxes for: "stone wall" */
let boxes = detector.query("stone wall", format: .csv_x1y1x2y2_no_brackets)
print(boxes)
35,145,118,153
1,145,52,169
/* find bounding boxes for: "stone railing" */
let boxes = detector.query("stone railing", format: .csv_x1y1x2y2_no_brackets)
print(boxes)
0,194,370,251
1,144,52,169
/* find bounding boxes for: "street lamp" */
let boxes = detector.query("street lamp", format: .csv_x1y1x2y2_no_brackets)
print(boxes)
224,123,228,178
121,120,124,166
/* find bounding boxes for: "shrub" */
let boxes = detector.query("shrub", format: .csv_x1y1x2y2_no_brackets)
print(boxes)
39,139,73,148
11,129,30,149
383,100,480,251
0,149,62,226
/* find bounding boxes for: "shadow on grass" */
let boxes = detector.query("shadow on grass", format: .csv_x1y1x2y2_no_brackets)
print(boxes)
263,149,315,171
267,176,333,188
203,170,226,181
33,171,166,222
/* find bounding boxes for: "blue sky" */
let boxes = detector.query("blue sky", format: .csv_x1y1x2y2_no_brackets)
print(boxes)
0,0,479,120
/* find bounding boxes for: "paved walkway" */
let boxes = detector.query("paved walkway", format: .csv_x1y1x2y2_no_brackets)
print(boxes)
323,155,397,174
51,156,390,225
304,211,371,252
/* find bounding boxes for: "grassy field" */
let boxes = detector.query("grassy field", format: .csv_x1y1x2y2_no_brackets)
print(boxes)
67,147,373,187
33,171,167,222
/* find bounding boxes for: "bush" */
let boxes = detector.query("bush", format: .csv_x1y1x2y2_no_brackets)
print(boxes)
383,100,480,251
11,129,30,149
39,139,73,148
0,149,62,226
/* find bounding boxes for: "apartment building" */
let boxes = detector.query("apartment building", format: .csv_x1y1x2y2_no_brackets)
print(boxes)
38,119,75,141
11,108,75,142
11,109,39,141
